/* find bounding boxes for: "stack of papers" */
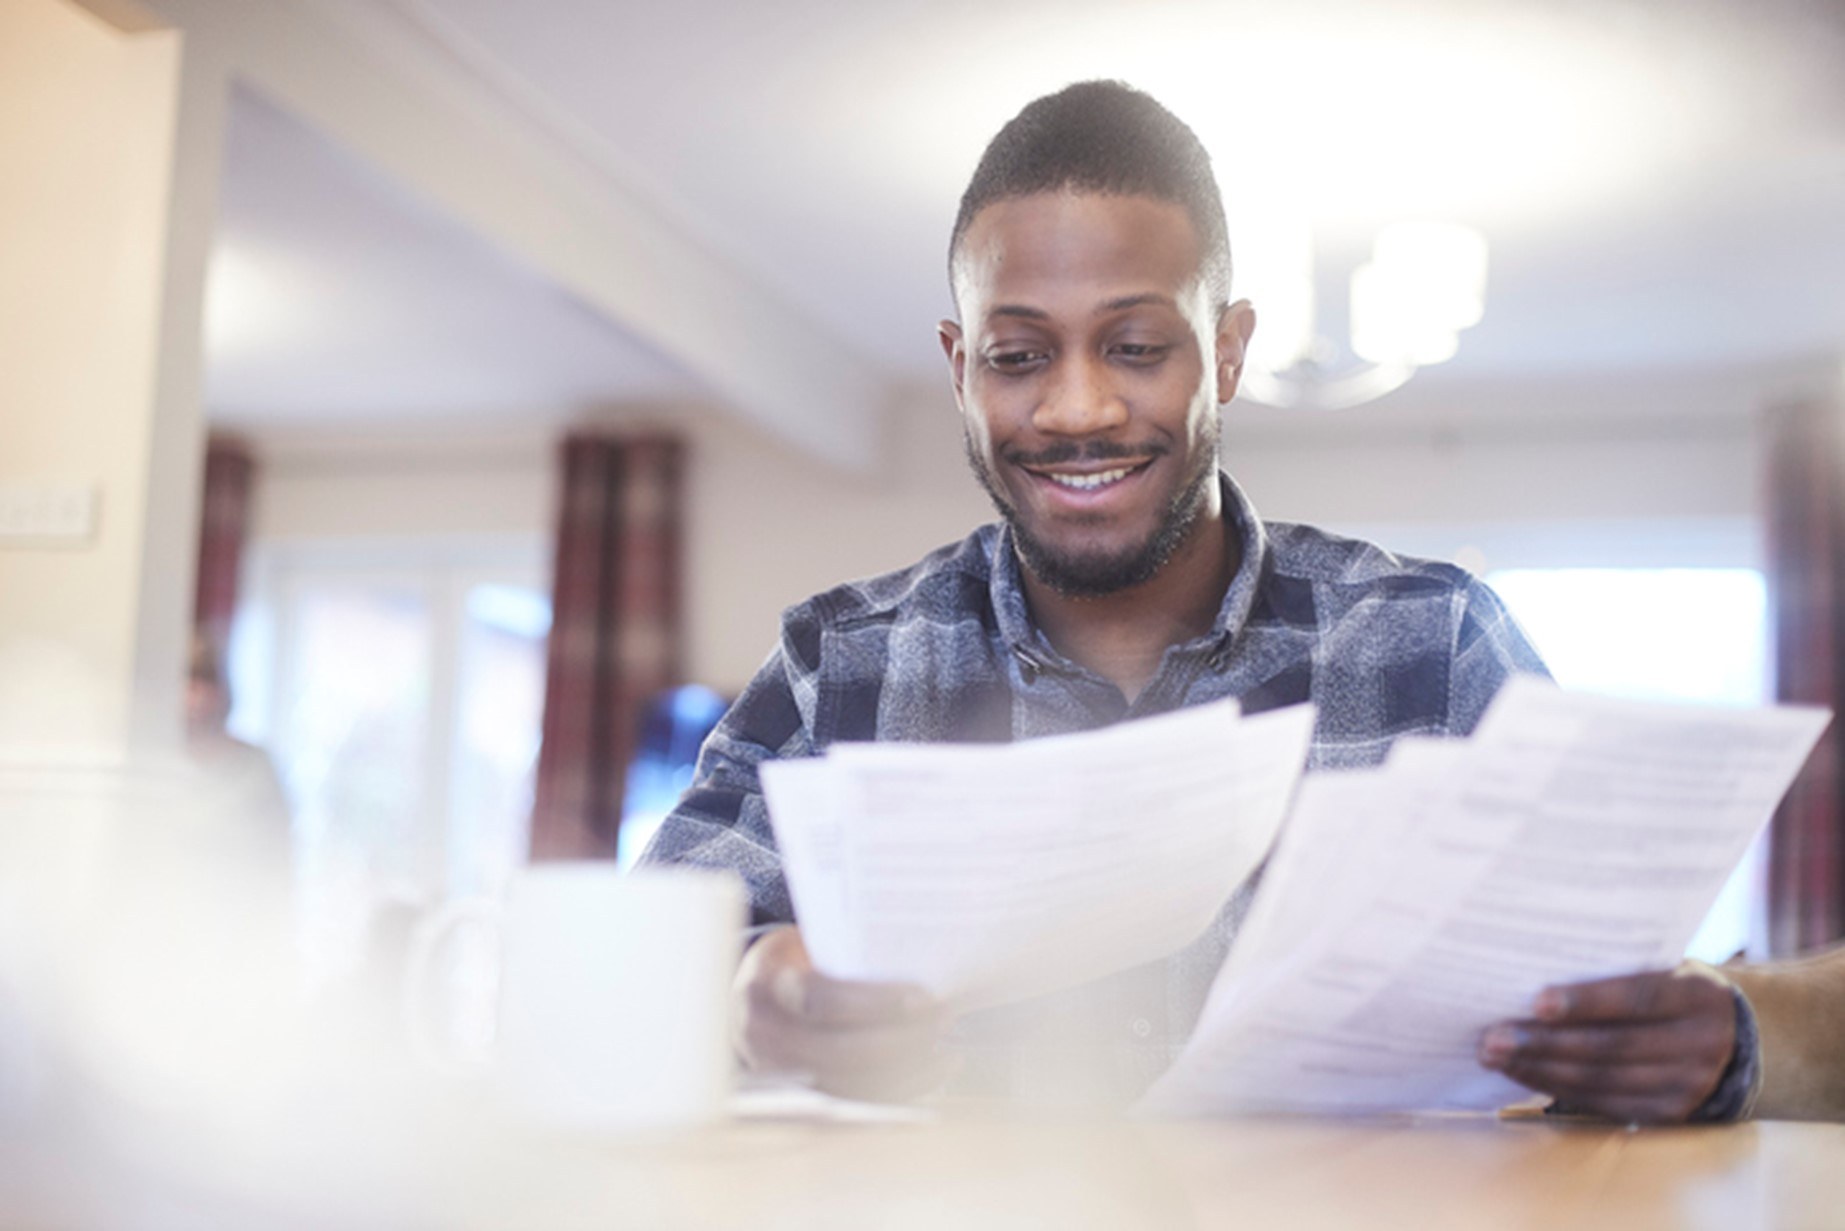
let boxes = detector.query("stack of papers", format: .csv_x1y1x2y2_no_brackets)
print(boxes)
761,699,1316,1010
1143,678,1830,1116
761,678,1827,1116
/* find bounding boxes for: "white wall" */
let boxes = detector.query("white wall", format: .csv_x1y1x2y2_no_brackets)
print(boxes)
257,441,558,544
1224,364,1791,574
0,0,195,744
1232,419,1755,530
1229,420,1762,574
246,361,1786,694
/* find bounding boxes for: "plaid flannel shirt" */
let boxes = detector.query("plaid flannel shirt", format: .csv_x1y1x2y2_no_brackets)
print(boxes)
641,474,1750,1109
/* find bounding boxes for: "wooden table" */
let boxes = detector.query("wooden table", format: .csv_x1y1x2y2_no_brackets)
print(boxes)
455,1112,1844,1231
10,1092,1844,1229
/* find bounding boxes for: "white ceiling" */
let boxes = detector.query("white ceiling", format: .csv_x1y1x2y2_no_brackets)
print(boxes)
206,86,702,425
210,0,1845,428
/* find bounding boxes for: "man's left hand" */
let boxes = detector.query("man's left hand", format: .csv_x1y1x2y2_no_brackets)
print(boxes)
1478,961,1739,1124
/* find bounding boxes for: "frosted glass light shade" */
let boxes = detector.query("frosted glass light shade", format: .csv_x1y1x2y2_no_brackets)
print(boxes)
1349,221,1487,366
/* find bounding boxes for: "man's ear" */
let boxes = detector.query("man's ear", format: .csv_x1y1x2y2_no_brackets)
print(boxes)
1215,300,1257,405
939,319,967,408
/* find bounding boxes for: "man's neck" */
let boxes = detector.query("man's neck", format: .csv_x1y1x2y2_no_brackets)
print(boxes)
1018,505,1239,704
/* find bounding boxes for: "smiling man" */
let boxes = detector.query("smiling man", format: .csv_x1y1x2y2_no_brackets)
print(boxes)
944,187,1244,707
639,81,1802,1122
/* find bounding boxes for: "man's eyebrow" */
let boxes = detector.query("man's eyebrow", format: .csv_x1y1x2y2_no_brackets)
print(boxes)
1099,293,1177,313
985,294,1177,321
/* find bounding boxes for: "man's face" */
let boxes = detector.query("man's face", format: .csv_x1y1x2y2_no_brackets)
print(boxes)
940,192,1253,597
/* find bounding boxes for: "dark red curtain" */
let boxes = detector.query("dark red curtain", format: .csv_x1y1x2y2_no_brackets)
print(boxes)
193,435,255,654
1766,399,1845,953
529,434,685,861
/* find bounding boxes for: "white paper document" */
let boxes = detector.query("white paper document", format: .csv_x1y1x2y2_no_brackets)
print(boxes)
761,700,1316,1010
1143,679,1830,1117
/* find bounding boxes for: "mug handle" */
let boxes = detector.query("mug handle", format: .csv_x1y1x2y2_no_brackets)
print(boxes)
402,896,502,1076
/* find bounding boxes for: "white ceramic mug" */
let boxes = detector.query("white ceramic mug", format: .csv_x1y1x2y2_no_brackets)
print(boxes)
407,865,744,1132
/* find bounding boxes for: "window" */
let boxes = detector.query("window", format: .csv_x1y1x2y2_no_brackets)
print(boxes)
232,541,550,984
616,684,728,869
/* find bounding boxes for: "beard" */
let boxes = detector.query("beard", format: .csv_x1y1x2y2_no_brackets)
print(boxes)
963,419,1221,599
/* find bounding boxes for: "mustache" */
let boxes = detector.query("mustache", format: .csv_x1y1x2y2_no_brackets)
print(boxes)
1002,441,1167,468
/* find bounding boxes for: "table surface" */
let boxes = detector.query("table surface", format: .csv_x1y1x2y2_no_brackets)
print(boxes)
487,1112,1845,1231
11,1095,1845,1229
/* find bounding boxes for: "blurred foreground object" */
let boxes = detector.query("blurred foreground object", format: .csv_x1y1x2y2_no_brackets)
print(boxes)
0,652,458,1222
405,866,744,1131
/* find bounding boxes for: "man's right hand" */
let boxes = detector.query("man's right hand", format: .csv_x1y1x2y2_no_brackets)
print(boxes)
734,925,950,1102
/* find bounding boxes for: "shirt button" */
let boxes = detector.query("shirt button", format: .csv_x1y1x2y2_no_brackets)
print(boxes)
1013,648,1039,684
1130,1017,1152,1039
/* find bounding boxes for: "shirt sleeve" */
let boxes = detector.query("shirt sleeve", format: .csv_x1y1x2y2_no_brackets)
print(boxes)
1447,574,1553,737
635,607,821,929
1691,984,1763,1122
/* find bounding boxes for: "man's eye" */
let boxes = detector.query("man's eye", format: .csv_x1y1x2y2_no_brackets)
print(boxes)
986,350,1047,372
1114,343,1170,364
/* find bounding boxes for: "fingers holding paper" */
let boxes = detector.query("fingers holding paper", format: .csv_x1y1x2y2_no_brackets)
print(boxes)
734,924,951,1102
1478,962,1741,1124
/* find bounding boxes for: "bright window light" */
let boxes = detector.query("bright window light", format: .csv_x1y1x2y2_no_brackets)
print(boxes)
1486,569,1766,707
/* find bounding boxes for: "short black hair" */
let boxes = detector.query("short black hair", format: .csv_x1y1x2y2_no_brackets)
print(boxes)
948,80,1232,306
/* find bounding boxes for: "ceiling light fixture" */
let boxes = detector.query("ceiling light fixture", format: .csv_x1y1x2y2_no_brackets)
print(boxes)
1237,221,1488,411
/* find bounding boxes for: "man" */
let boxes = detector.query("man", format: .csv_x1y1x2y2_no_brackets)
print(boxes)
643,81,1836,1122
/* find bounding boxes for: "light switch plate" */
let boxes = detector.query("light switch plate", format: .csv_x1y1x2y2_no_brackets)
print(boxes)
0,482,98,543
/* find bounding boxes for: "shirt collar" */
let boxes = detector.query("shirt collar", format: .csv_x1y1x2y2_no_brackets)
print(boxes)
988,470,1272,655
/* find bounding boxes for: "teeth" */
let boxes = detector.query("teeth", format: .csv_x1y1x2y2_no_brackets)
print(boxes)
1047,467,1133,490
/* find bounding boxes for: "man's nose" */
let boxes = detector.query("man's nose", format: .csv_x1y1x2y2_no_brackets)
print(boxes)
1032,354,1128,436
